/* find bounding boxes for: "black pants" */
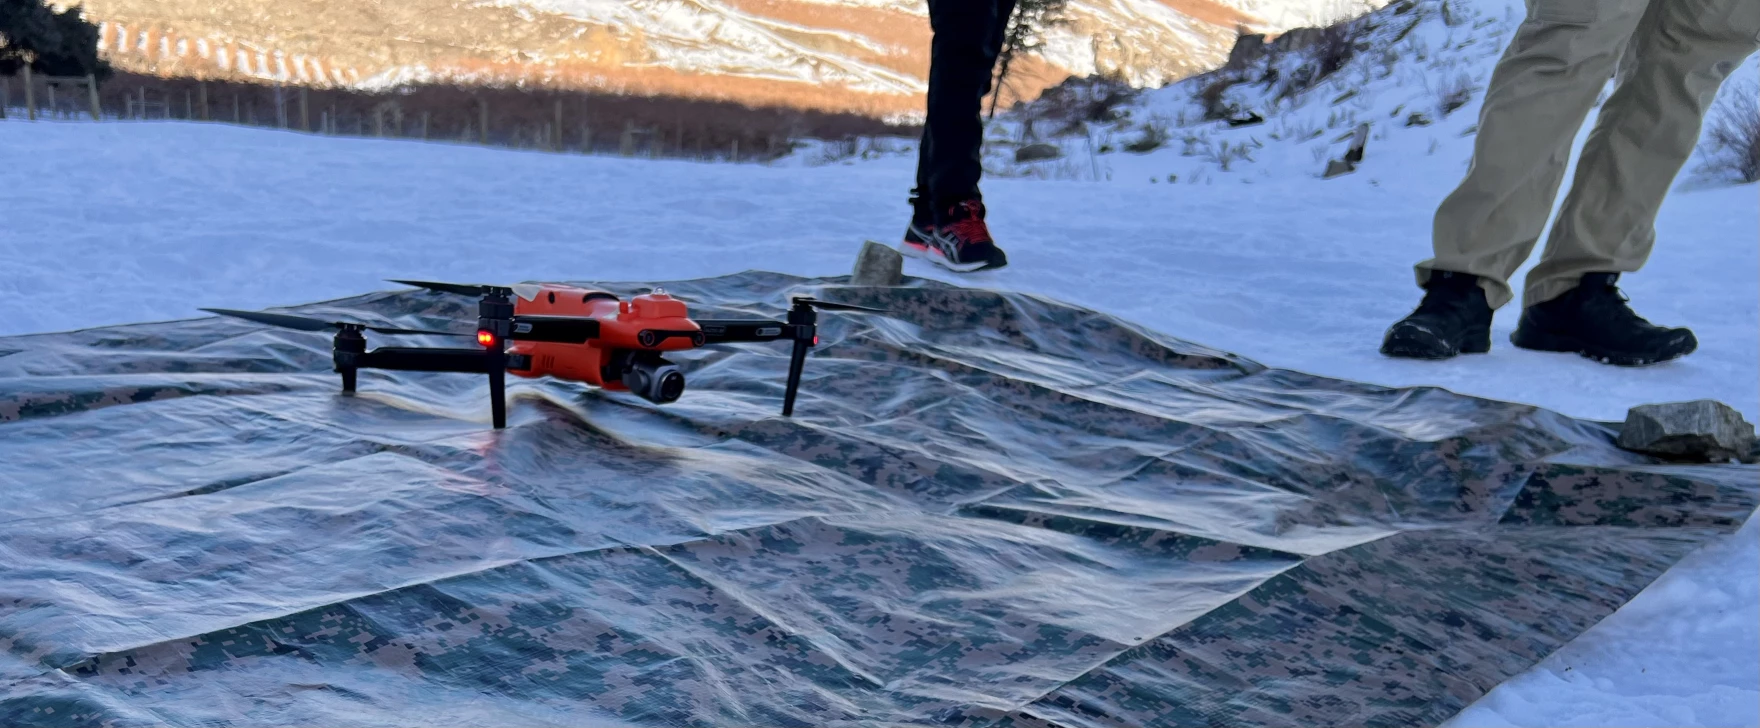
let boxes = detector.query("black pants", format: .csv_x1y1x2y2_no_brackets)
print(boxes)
913,0,1018,218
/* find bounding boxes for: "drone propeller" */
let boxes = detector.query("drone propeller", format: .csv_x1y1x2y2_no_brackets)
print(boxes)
390,279,543,301
792,297,887,313
389,279,507,296
201,308,471,337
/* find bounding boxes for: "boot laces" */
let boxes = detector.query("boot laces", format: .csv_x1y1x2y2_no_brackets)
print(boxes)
1416,280,1476,317
1580,281,1650,327
943,201,991,246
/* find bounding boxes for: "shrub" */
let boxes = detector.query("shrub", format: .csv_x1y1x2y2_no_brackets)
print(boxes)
1124,118,1171,153
1436,71,1477,116
1695,81,1760,184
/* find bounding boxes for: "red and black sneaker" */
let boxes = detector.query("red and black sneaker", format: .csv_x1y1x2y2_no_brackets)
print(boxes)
903,209,936,253
902,199,1008,272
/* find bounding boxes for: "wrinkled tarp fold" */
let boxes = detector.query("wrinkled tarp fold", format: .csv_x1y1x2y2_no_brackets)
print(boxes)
1,271,1753,727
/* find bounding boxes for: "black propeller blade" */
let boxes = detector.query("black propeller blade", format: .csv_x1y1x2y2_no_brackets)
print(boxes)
793,297,887,313
201,308,470,337
390,279,547,301
388,279,511,296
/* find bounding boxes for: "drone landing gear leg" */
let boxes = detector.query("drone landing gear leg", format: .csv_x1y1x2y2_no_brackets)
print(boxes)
782,339,809,417
781,300,818,417
334,327,367,396
489,367,507,429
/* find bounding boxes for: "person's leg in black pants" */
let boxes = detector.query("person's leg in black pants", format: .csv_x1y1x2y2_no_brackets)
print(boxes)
901,0,1015,272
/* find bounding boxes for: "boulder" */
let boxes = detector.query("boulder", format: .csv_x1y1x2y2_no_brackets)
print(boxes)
851,240,904,287
1323,158,1356,178
1344,122,1370,163
1015,143,1062,163
1324,123,1371,178
1226,112,1265,128
1615,400,1757,463
1270,27,1326,52
1227,33,1268,69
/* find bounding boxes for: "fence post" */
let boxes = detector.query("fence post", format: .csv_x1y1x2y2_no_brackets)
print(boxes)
579,97,591,153
185,90,192,119
731,138,738,162
554,99,563,151
198,82,208,121
233,94,240,123
299,87,309,131
621,120,634,156
1,75,9,119
478,98,488,144
24,66,35,121
420,111,429,140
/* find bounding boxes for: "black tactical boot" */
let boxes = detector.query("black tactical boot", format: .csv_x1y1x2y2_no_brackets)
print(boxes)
1511,273,1696,366
1381,270,1493,359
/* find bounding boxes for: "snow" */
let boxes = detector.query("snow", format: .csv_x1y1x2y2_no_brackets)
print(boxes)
1032,0,1216,84
1220,0,1389,30
1,0,1756,722
476,0,926,95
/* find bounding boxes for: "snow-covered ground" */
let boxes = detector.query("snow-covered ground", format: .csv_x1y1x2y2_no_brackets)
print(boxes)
2,0,1756,723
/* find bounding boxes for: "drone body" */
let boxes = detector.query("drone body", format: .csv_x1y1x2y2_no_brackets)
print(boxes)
503,285,701,400
202,279,881,429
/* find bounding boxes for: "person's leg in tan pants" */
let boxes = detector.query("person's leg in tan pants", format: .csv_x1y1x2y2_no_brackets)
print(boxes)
1381,0,1760,365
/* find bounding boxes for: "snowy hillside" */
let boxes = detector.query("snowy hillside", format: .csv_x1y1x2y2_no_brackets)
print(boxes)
469,0,928,96
56,0,1382,119
803,0,1759,194
1,0,1756,723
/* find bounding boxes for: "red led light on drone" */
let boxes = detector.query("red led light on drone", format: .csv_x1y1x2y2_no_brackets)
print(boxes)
477,330,496,347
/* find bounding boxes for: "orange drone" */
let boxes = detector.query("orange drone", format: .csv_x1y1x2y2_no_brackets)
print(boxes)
203,279,886,428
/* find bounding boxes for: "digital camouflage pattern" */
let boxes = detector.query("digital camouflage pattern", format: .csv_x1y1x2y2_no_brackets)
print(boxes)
0,271,1753,727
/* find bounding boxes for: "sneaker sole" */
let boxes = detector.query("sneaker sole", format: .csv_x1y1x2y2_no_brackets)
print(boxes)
1380,323,1490,359
1510,326,1696,366
899,241,1002,273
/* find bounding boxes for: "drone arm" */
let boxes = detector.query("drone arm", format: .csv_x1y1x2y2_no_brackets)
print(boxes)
696,309,824,417
695,319,805,344
507,315,600,344
350,347,510,428
354,347,494,373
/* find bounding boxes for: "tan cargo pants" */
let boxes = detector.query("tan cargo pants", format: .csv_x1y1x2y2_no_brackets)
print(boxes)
1418,0,1760,309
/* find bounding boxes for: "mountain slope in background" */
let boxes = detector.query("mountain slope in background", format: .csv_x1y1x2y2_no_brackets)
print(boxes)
52,0,1380,118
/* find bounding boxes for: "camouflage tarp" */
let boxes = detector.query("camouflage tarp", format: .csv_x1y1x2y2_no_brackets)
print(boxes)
1,271,1754,728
